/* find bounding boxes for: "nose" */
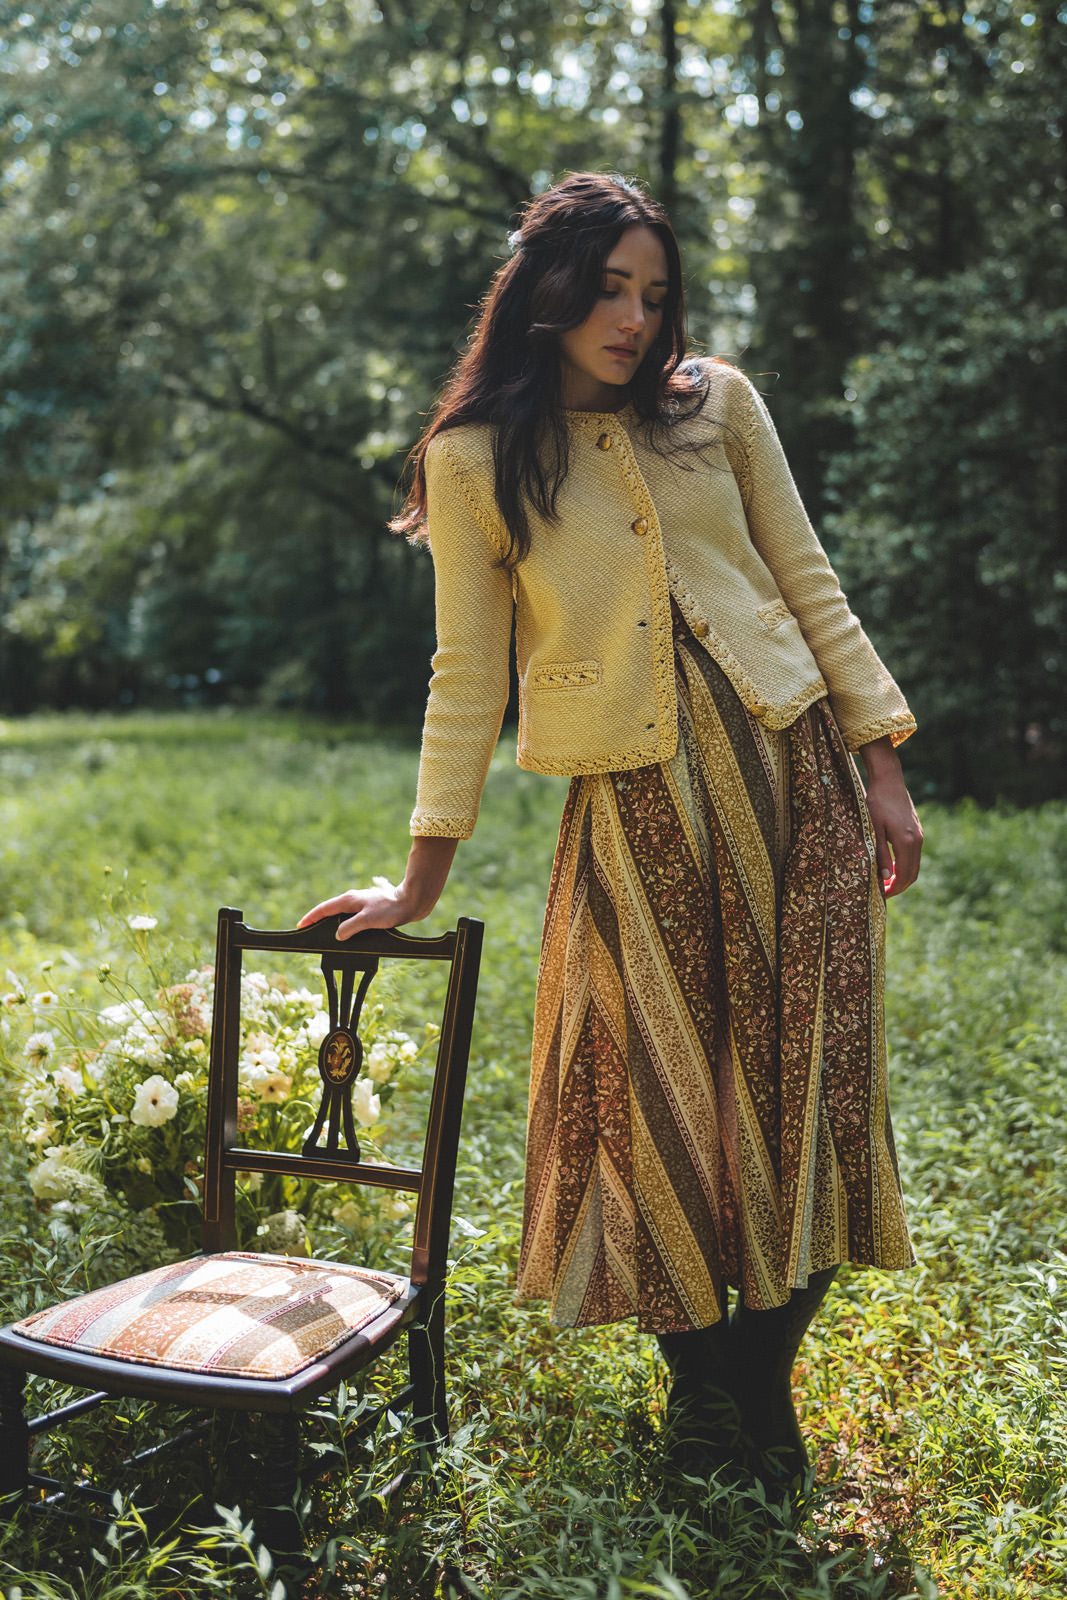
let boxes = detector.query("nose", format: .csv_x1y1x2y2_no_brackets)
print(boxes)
616,294,645,336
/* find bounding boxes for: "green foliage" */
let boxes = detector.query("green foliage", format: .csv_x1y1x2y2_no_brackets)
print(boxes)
824,275,1067,804
0,712,1065,1595
4,2,1062,796
0,0,742,721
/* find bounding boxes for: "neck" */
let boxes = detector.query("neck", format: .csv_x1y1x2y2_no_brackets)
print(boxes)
559,366,629,413
561,385,629,413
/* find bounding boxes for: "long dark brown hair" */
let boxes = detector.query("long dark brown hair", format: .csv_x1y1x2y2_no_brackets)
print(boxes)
391,171,716,567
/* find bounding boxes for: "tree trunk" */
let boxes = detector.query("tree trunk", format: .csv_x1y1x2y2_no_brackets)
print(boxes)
659,0,680,214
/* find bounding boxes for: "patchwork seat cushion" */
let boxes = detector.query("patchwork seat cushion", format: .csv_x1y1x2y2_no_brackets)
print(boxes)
13,1253,408,1380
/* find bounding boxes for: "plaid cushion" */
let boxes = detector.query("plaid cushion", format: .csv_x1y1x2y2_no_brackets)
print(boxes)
13,1253,407,1380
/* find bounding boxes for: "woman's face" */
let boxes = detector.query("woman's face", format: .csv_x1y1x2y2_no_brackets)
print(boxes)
557,225,669,412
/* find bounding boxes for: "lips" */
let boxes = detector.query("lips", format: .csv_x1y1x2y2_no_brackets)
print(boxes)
606,346,637,359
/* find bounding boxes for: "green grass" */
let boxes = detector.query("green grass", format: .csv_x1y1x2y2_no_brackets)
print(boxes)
1,711,1065,1598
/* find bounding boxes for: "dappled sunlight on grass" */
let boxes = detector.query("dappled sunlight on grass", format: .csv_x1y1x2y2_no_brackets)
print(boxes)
1,713,1065,1596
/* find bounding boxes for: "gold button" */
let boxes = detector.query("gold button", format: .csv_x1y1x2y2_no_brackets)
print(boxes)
597,433,612,450
693,618,710,639
631,516,649,536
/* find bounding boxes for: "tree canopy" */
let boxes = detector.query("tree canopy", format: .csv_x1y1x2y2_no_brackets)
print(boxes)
1,0,1063,800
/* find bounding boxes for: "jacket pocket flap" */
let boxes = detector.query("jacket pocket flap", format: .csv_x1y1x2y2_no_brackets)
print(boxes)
757,599,795,631
531,660,602,691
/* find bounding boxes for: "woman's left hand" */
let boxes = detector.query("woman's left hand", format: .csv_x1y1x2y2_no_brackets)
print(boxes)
858,736,923,897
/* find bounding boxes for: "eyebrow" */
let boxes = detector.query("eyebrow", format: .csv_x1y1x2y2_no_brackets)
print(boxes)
603,266,669,288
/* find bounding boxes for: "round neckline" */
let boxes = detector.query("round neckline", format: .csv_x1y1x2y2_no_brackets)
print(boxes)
561,400,635,423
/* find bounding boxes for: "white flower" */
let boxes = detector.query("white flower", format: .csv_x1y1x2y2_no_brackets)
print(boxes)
252,1069,291,1104
240,1033,282,1095
130,1074,179,1127
121,1021,165,1066
29,1152,107,1207
303,1012,331,1047
2,992,24,1009
32,991,59,1009
352,1077,381,1127
241,1032,279,1071
24,1031,55,1064
100,999,152,1028
25,1120,58,1150
127,914,158,931
23,1080,56,1118
366,1029,418,1084
366,1044,393,1084
135,1156,153,1174
53,1064,85,1096
174,1071,197,1091
28,1147,79,1202
239,971,270,1024
5,968,24,993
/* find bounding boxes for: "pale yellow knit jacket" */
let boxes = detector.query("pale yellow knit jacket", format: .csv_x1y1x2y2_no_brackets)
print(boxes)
410,358,915,839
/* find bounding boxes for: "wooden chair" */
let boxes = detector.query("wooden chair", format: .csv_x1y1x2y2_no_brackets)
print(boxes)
0,906,483,1554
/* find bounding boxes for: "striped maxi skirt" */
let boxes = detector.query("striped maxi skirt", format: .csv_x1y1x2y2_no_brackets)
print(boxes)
516,601,915,1333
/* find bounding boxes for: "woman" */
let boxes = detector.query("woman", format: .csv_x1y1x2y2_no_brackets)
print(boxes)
300,172,922,1491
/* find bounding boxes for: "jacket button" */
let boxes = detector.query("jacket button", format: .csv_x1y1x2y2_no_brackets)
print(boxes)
597,433,612,450
693,618,710,638
631,516,649,536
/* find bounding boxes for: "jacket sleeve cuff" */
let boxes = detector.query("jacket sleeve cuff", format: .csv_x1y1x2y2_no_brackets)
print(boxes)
844,710,917,753
409,809,477,840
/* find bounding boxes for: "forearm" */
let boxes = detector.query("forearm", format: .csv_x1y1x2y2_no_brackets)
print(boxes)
398,835,460,920
857,734,901,781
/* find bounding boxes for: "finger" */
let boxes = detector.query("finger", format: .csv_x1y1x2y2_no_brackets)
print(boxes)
297,894,357,929
888,835,922,895
871,820,894,886
337,905,400,941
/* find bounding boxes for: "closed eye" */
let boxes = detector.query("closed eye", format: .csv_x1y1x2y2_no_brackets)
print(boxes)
598,288,667,313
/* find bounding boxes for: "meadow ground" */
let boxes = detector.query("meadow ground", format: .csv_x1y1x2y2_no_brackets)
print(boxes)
0,712,1064,1599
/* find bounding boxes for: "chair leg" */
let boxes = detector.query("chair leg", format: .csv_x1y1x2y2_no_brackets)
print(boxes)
408,1289,448,1448
255,1412,302,1568
0,1368,29,1511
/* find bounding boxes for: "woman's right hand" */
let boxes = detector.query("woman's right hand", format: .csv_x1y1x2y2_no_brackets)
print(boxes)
298,881,412,941
298,837,460,941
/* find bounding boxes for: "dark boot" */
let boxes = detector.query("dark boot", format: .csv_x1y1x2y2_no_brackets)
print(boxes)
729,1266,838,1493
657,1298,744,1478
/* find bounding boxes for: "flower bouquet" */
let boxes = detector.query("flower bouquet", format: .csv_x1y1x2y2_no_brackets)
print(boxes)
3,914,436,1278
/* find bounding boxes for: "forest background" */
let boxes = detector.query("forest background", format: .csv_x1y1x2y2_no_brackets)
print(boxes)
1,0,1065,805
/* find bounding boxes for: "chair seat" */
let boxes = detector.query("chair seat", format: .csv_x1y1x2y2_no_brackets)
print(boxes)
11,1253,409,1382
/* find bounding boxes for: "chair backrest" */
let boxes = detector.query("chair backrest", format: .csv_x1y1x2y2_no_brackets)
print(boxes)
202,908,483,1296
